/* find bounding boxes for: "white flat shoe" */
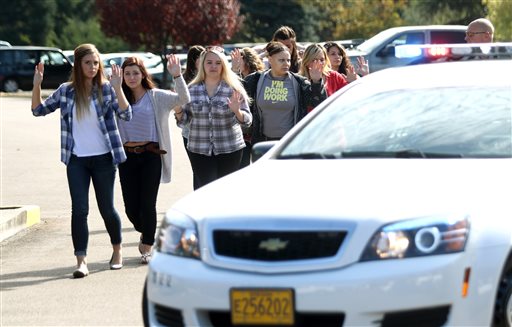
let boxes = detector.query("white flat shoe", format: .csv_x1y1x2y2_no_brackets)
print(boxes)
73,263,89,278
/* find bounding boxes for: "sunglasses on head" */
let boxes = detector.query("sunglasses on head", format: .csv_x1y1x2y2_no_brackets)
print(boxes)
204,46,225,54
323,42,339,49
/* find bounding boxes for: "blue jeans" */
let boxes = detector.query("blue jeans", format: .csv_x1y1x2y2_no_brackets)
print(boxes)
66,153,122,256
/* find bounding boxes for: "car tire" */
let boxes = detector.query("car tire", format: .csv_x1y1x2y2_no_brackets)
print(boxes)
2,78,19,92
494,272,512,326
142,279,150,327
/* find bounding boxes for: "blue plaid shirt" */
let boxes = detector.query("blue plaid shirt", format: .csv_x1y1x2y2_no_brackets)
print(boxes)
180,81,251,156
32,82,132,165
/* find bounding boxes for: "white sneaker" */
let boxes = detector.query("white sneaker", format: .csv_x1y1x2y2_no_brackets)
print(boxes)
73,263,89,278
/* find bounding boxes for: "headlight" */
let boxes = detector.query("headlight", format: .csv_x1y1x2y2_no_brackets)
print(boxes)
360,215,470,261
155,209,200,259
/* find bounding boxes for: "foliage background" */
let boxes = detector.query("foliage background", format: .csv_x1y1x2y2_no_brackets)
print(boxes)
0,0,510,53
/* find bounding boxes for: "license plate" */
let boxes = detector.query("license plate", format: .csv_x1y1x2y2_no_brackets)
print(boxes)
230,288,295,325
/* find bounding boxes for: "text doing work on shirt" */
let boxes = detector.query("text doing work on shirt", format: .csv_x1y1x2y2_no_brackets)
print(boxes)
264,80,289,102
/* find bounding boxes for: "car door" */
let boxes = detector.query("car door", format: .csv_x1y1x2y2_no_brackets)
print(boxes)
369,31,426,72
39,50,72,89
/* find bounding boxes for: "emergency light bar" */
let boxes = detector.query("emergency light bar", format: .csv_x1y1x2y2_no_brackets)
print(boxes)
395,42,512,59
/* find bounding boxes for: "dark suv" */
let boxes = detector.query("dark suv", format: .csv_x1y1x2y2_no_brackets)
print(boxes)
0,46,72,92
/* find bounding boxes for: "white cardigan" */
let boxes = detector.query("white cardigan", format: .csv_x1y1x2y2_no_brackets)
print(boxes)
147,76,190,183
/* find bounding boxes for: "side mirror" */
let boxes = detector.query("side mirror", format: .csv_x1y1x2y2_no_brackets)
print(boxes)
251,141,278,163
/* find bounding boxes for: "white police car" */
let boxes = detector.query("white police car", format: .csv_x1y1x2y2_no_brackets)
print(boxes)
143,44,512,327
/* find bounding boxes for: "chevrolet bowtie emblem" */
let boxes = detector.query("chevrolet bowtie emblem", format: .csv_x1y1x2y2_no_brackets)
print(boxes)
259,238,288,252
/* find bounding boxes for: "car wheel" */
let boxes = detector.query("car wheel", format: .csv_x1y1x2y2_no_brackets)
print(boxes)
142,279,150,327
494,272,512,326
2,78,19,92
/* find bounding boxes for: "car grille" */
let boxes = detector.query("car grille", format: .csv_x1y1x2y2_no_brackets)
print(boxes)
209,311,345,327
213,230,346,261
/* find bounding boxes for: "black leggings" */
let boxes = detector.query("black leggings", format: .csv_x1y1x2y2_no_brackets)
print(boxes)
118,151,161,245
188,149,243,190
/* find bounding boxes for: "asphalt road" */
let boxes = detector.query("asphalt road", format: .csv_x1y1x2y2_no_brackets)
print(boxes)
0,94,193,326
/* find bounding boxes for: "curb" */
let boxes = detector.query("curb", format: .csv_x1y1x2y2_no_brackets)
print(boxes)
0,205,41,242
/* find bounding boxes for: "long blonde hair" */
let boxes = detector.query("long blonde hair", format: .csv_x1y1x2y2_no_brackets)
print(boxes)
190,47,250,104
71,44,107,120
299,43,332,80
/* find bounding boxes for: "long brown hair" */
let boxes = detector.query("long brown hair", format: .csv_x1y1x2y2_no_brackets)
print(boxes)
183,45,205,84
121,56,155,104
324,41,354,76
71,44,106,120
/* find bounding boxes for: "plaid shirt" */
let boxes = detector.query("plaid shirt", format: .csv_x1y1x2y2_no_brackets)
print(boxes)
32,82,132,165
180,81,251,156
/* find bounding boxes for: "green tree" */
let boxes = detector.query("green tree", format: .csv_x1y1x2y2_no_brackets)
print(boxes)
48,0,129,51
0,0,56,45
403,0,487,25
0,0,128,51
232,0,323,43
329,0,408,40
486,0,512,41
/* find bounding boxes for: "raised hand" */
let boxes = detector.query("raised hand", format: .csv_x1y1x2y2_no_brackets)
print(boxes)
345,65,359,83
33,62,44,86
308,59,324,83
110,63,123,88
356,56,369,76
227,90,242,114
166,54,181,77
230,48,243,73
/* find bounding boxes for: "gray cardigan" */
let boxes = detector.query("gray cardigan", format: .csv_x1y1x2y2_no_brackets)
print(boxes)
147,76,190,183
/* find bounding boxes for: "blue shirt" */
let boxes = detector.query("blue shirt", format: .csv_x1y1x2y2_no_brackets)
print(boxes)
32,82,132,165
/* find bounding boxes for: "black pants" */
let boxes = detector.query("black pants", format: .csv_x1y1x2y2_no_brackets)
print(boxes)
183,137,201,190
188,149,243,190
240,141,252,169
118,151,161,246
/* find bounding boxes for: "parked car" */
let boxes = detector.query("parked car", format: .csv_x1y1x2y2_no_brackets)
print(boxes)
0,46,72,92
348,25,467,72
0,40,12,47
62,50,74,63
101,52,160,77
101,52,184,89
143,44,512,327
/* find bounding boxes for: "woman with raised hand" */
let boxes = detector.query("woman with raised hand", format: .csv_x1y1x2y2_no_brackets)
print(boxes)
31,43,131,278
324,41,369,81
243,41,327,144
300,43,349,108
117,54,190,264
230,47,265,167
175,46,251,189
